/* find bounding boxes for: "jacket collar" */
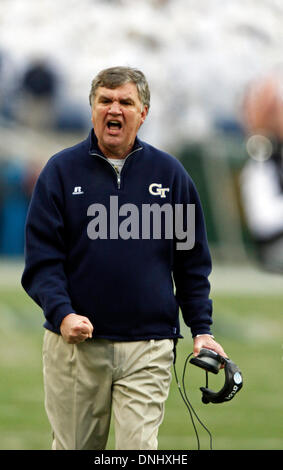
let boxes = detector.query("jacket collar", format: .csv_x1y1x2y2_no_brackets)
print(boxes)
88,128,143,158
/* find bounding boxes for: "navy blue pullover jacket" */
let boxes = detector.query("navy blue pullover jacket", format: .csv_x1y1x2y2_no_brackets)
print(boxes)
21,130,213,340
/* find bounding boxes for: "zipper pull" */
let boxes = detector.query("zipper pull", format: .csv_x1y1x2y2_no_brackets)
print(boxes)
117,174,121,189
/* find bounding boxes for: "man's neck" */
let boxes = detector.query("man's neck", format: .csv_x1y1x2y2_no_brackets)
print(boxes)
98,143,134,160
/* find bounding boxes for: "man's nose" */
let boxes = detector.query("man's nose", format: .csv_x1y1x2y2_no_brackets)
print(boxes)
108,101,122,114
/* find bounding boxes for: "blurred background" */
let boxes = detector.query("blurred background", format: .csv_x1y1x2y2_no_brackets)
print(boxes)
0,0,282,450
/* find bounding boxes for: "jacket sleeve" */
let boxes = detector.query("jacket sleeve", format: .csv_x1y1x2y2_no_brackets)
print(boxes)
172,172,213,337
21,161,75,332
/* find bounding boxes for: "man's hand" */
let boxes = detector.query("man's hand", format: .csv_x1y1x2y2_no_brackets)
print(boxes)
60,313,94,344
193,334,228,360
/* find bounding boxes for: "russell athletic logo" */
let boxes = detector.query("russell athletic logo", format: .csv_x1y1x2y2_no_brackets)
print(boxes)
72,186,84,195
87,196,195,250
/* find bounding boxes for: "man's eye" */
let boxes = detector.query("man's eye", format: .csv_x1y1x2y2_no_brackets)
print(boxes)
98,98,111,104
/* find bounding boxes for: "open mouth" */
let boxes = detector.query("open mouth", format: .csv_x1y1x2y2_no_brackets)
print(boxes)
107,120,122,130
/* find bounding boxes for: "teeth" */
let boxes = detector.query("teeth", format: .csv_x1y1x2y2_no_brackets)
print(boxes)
108,121,121,128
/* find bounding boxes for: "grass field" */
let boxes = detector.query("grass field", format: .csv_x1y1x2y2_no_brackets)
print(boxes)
0,260,282,450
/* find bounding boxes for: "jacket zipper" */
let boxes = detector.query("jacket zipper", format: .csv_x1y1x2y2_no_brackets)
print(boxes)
90,147,142,189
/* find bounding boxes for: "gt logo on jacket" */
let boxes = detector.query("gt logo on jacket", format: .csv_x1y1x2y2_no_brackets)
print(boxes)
149,183,170,198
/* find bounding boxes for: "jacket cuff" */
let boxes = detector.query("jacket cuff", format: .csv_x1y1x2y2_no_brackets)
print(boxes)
48,303,77,330
190,326,213,338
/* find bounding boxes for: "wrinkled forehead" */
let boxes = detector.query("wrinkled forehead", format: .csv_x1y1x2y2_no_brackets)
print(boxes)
94,82,140,102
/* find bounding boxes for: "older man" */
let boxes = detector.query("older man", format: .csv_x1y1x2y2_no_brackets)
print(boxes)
22,66,226,450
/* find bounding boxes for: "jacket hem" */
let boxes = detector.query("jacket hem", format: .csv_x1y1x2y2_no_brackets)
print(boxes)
43,324,183,341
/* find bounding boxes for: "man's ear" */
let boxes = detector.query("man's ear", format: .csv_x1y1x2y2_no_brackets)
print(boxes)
140,105,149,126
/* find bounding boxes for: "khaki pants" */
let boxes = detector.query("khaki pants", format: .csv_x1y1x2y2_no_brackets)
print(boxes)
42,330,174,450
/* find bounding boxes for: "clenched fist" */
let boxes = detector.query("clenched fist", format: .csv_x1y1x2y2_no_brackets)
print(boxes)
60,313,94,344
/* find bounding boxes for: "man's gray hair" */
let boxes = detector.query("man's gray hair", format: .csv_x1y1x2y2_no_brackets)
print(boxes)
89,66,150,110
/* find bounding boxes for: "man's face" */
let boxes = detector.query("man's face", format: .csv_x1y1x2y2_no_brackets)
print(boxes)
91,82,148,159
